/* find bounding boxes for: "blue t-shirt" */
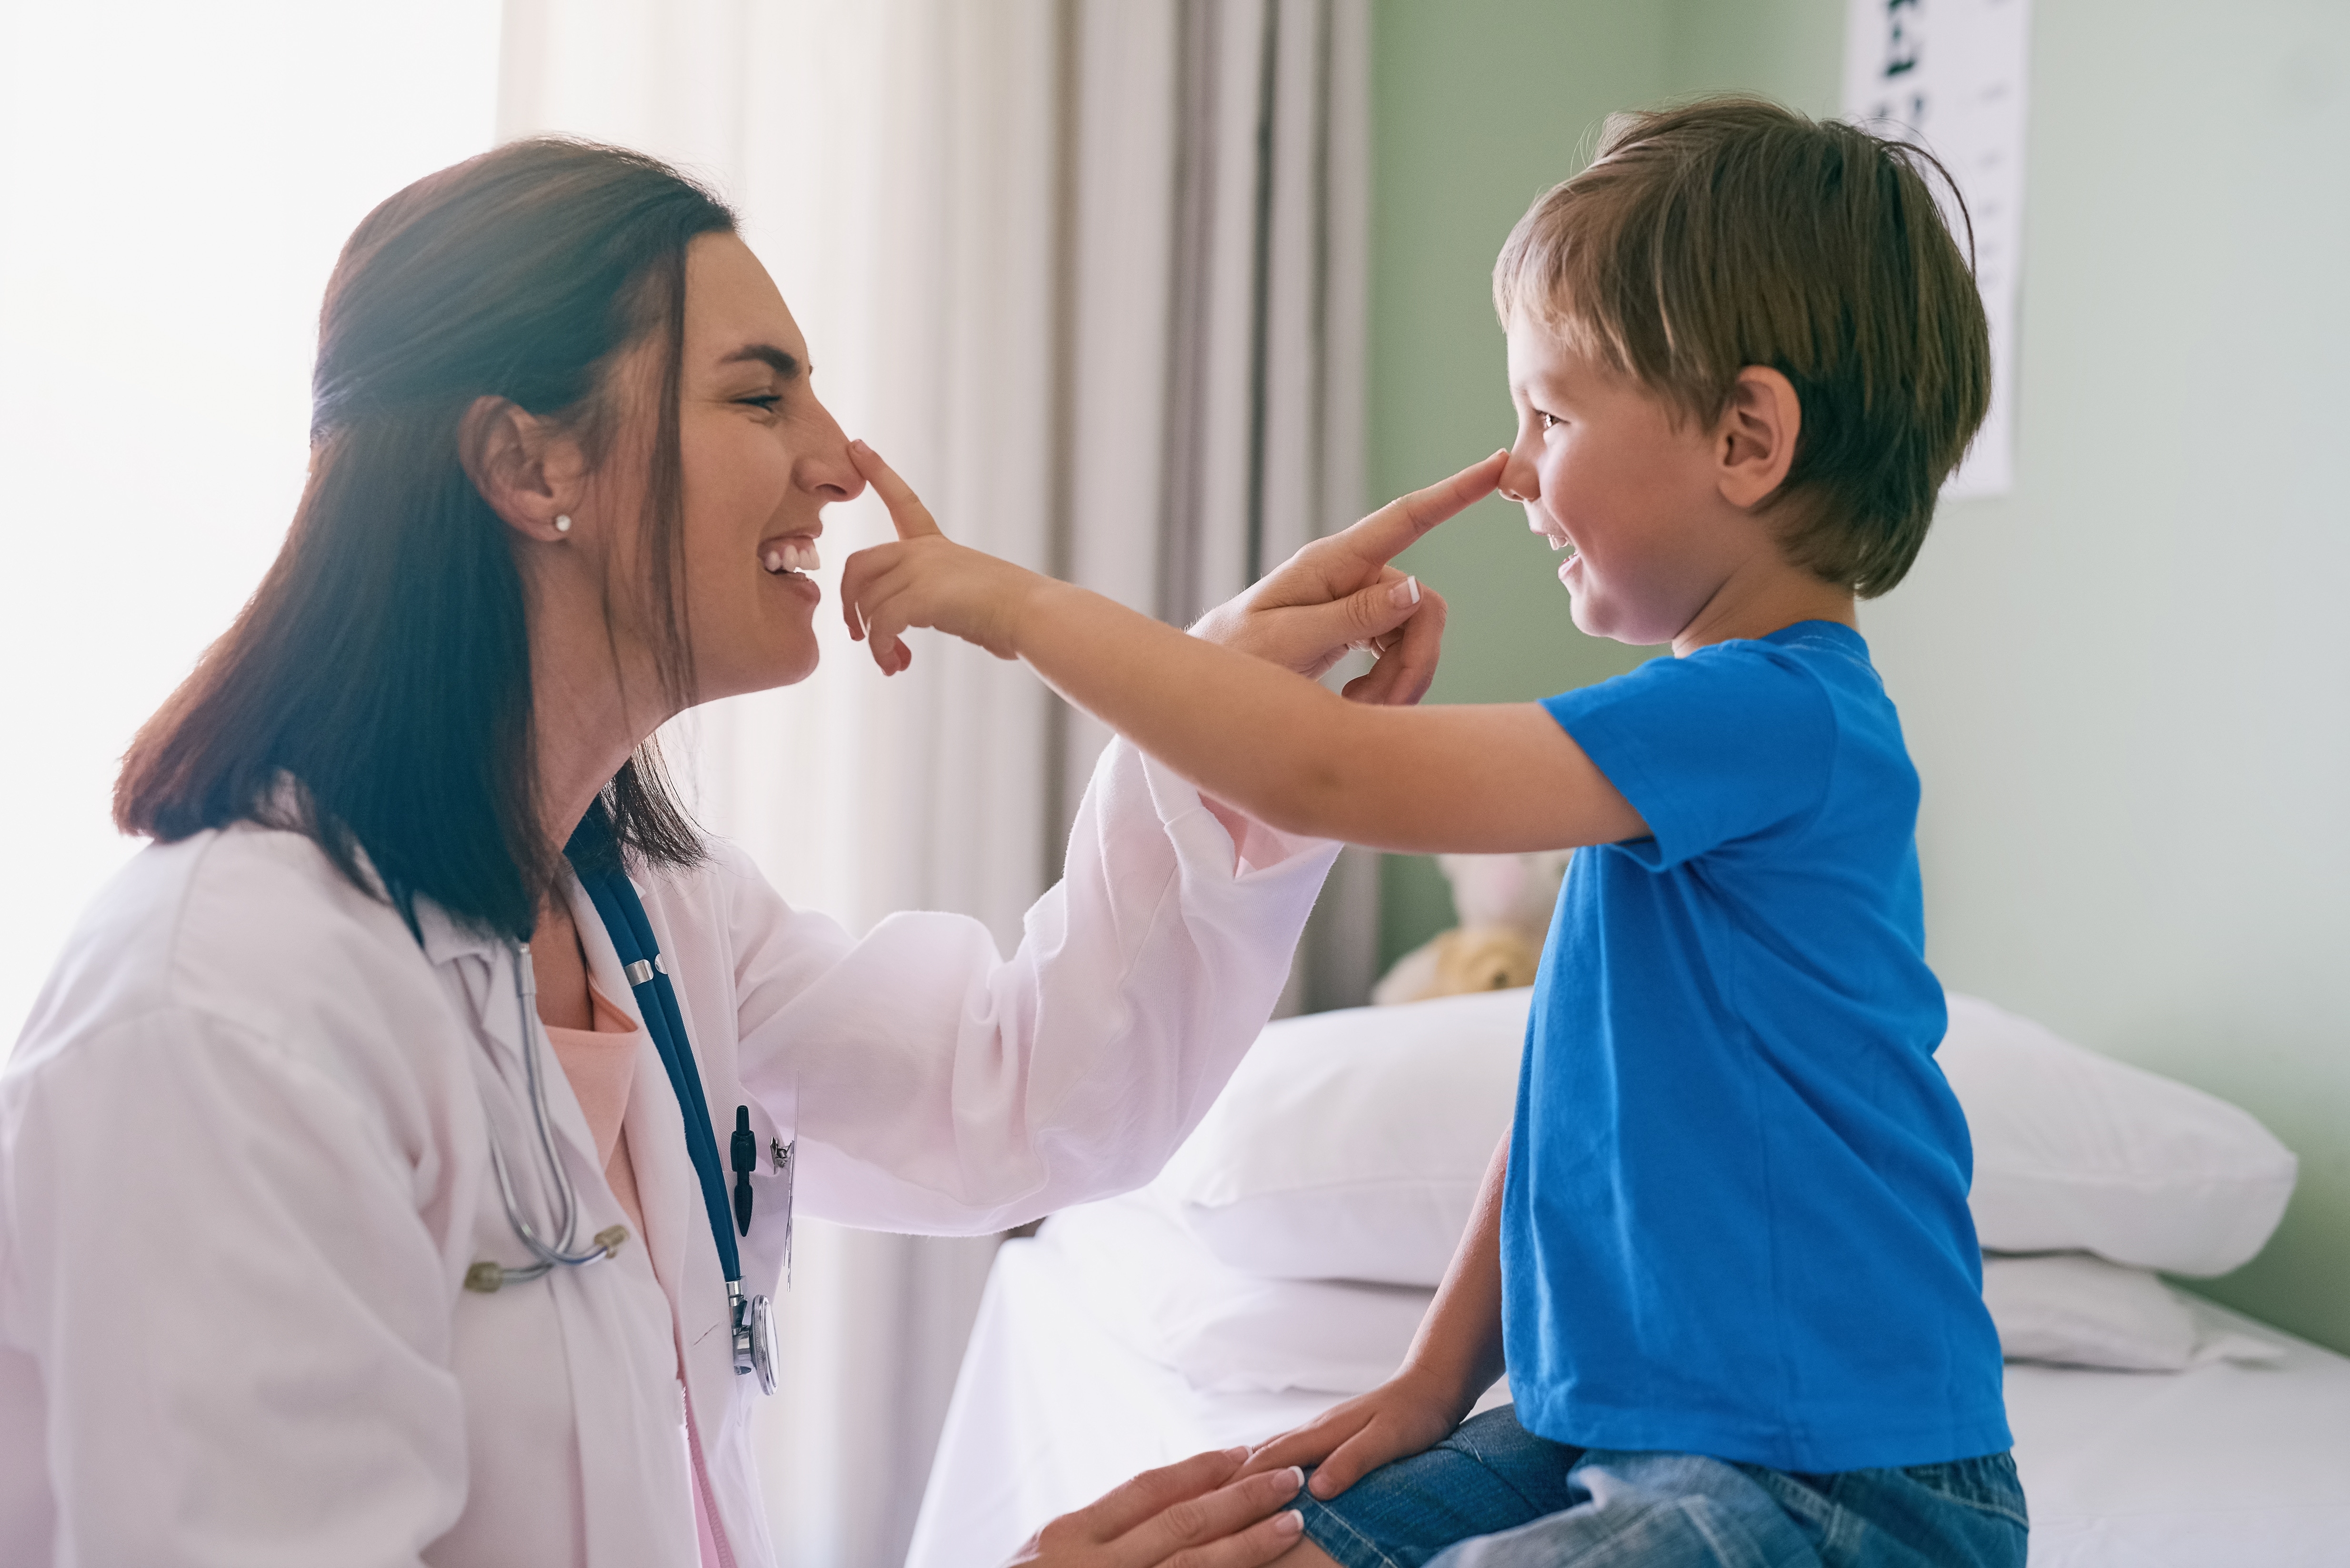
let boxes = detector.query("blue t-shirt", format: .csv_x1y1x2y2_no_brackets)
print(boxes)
1501,621,2009,1473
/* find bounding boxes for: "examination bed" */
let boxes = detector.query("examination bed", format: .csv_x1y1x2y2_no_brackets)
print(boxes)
910,1218,2350,1568
907,989,2347,1568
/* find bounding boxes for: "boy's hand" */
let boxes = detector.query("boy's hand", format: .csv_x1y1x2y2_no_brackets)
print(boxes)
1238,1365,1470,1501
841,440,1504,695
839,439,1052,674
1190,452,1506,707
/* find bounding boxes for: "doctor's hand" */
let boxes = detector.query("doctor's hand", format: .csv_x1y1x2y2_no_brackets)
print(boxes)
1007,1447,1307,1568
1188,451,1505,707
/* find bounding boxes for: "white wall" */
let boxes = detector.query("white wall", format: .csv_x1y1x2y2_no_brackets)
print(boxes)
0,1,502,1044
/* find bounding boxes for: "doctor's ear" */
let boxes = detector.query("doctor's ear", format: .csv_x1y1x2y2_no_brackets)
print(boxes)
459,394,588,542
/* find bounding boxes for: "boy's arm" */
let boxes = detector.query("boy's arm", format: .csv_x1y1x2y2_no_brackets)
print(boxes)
1241,1128,1514,1499
839,443,1648,856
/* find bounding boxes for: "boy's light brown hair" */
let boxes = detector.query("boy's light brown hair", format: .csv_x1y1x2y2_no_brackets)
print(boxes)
1494,97,1990,597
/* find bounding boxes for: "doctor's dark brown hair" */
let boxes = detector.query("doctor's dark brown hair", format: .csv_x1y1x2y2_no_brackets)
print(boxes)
1493,98,1990,597
116,138,732,938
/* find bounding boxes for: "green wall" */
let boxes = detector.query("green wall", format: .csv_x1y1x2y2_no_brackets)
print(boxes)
1367,0,2350,1353
1367,0,1666,962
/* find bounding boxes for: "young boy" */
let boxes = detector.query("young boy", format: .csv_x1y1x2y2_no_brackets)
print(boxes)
843,98,2021,1568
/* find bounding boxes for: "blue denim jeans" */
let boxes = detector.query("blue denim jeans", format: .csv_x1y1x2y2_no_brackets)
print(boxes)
1296,1407,2027,1568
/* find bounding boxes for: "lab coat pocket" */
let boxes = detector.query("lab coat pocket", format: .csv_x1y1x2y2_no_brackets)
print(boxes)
726,1094,796,1290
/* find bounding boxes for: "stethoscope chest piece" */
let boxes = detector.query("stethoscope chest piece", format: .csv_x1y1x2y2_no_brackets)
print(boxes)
735,1284,779,1394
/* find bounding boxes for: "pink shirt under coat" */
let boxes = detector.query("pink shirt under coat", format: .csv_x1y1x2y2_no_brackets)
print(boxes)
545,986,725,1568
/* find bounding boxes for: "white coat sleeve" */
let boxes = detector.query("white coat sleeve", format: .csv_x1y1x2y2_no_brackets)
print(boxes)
727,740,1339,1234
0,1009,467,1567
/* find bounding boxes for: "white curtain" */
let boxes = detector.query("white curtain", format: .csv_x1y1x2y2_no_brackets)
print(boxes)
498,3,1367,1561
1058,0,1380,1020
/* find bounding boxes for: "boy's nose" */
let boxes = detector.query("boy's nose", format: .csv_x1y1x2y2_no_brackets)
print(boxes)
1499,446,1540,505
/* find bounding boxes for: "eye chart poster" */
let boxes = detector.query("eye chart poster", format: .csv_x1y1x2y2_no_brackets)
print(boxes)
1843,0,2032,499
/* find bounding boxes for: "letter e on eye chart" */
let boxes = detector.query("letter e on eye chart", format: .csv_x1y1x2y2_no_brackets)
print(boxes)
1843,0,2033,499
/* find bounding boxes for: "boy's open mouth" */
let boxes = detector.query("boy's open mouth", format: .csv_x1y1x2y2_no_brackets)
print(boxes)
1541,527,1582,588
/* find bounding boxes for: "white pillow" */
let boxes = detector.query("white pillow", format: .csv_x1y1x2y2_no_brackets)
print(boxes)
1153,988,1530,1285
1159,987,2296,1289
1980,1252,2284,1371
1039,1187,1434,1395
1940,993,2297,1277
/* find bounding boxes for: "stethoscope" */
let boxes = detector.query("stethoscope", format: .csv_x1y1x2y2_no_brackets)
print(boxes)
456,813,785,1397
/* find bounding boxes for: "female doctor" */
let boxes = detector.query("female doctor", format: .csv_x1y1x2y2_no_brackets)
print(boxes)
0,140,1479,1567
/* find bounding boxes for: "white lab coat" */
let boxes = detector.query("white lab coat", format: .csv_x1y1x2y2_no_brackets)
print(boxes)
0,741,1336,1567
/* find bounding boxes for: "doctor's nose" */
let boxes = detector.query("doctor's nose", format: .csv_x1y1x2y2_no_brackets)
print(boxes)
798,394,867,504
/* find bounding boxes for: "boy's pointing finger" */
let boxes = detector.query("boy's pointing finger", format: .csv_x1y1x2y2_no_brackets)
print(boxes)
847,439,944,540
1342,450,1508,567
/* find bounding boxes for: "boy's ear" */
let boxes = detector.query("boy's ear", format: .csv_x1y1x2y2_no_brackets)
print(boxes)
458,394,587,543
1713,366,1802,512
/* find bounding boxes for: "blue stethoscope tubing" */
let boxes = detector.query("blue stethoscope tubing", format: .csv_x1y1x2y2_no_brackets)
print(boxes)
573,866,742,1283
568,821,781,1395
460,811,781,1395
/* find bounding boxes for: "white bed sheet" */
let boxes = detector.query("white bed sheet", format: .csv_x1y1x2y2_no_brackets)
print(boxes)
909,1237,2350,1568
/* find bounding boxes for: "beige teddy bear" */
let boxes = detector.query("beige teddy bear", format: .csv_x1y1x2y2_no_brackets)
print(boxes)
1370,851,1572,1006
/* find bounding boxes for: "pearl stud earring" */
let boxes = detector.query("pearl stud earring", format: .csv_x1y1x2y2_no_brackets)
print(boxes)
554,514,572,534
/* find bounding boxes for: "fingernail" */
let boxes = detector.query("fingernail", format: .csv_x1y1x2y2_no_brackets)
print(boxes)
1281,1466,1304,1491
1407,575,1421,605
1387,578,1415,609
1276,1510,1304,1535
1223,1445,1250,1463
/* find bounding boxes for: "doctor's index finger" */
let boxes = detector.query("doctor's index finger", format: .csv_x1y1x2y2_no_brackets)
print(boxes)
1074,1448,1247,1542
847,439,943,540
1339,450,1507,567
1345,583,1446,709
1121,1464,1303,1566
